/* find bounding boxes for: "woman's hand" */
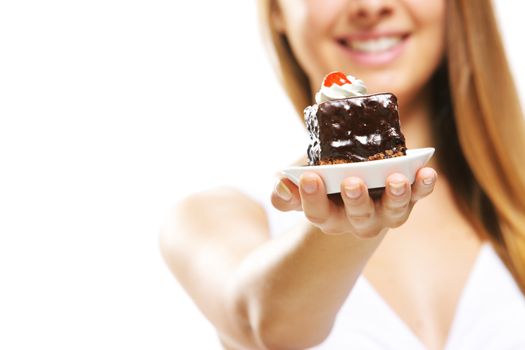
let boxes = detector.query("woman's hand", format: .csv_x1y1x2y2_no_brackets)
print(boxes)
272,168,437,238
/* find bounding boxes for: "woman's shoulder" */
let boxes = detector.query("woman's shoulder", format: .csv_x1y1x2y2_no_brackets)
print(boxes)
161,186,272,262
176,186,268,221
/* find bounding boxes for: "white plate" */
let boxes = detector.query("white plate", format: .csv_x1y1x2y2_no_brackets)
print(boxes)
281,147,435,194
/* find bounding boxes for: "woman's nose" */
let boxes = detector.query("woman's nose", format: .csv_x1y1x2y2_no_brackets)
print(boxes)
347,0,394,26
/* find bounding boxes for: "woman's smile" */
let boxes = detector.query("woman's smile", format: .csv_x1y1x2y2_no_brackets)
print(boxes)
335,32,410,66
272,0,446,101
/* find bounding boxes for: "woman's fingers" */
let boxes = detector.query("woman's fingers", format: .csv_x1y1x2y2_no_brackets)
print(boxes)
272,168,437,235
271,177,302,211
381,173,412,228
299,172,338,228
411,167,437,202
340,177,378,237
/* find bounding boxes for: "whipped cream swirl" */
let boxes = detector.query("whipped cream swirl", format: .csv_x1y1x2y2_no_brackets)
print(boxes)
315,74,367,104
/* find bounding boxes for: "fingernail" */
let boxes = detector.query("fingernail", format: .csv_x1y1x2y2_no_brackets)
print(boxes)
423,175,435,186
275,181,292,201
301,177,317,194
390,182,406,196
344,183,361,199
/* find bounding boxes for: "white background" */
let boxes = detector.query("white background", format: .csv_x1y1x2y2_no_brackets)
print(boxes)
0,1,523,349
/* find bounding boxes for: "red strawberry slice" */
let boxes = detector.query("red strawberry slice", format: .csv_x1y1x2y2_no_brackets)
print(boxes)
323,71,351,87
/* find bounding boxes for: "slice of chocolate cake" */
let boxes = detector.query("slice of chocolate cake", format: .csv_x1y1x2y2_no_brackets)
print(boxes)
305,72,406,166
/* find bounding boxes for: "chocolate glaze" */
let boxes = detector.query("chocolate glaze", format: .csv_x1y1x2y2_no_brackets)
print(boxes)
305,93,406,165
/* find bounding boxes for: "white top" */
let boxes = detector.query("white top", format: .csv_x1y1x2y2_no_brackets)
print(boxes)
251,192,525,350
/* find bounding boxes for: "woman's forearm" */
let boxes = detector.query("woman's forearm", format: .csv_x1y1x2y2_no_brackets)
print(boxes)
230,220,387,349
162,187,388,349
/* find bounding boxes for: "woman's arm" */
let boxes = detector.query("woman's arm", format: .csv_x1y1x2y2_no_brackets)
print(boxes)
230,216,386,349
161,169,436,349
160,187,270,349
160,186,382,350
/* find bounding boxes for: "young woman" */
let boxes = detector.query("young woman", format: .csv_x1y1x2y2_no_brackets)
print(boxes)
161,1,525,349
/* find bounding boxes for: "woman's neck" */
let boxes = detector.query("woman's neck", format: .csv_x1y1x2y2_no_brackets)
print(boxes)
399,86,435,151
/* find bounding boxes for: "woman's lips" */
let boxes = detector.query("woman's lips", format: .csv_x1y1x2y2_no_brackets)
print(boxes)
336,33,410,66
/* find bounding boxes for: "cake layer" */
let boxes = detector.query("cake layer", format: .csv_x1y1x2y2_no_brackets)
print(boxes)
305,93,406,165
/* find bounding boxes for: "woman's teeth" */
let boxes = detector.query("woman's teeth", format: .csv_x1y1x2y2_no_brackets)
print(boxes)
348,36,403,53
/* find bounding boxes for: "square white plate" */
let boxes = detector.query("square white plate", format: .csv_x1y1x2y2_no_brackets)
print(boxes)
281,147,435,194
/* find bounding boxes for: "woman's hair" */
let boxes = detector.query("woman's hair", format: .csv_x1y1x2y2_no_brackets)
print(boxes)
257,0,525,294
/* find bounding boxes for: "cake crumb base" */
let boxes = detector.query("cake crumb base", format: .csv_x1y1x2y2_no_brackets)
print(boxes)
318,148,406,165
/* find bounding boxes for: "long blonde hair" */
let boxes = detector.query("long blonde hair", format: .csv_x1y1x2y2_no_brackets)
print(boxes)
257,0,525,294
